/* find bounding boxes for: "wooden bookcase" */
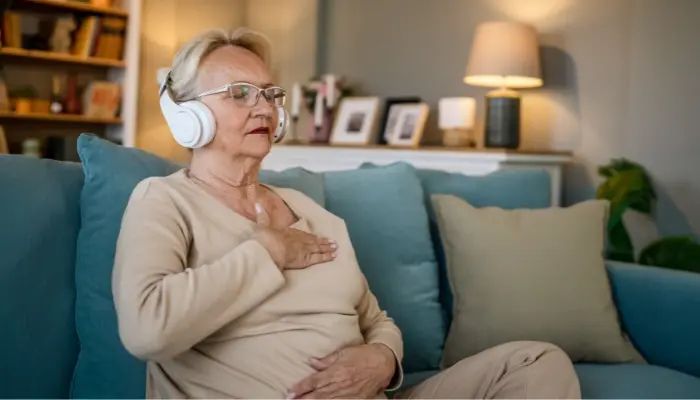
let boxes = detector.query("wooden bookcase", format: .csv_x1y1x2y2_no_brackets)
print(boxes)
0,0,141,160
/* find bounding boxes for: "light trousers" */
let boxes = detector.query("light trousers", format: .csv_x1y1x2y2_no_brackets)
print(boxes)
396,341,581,399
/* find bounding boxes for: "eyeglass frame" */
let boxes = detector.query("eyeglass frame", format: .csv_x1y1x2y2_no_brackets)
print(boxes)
186,81,287,107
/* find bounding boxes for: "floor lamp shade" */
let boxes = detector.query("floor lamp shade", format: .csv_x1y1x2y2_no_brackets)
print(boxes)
464,21,543,148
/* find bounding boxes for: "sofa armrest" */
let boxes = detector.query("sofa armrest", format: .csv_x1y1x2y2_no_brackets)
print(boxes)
607,260,700,378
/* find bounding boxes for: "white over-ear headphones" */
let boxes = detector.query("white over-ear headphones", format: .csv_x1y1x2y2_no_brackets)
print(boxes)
158,69,289,148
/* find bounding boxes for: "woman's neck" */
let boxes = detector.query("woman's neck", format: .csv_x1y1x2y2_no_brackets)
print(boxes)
188,152,262,203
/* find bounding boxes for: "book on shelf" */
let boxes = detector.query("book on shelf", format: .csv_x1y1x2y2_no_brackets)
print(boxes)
72,15,126,60
1,12,22,48
0,10,126,61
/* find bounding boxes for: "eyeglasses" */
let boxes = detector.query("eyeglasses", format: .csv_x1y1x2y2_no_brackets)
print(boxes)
190,82,286,108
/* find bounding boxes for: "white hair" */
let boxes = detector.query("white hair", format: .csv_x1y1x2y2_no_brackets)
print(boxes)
167,27,272,102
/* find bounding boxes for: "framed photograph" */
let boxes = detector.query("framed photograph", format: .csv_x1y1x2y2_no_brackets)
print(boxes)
377,97,422,144
388,103,429,147
330,97,381,145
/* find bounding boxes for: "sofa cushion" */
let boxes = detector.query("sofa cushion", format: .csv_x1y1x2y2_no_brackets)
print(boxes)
0,155,83,398
71,135,180,398
71,134,328,398
259,167,326,206
323,162,444,373
415,168,552,323
575,363,700,399
431,195,644,367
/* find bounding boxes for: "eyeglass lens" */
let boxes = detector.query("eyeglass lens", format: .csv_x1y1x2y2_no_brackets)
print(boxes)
228,84,286,107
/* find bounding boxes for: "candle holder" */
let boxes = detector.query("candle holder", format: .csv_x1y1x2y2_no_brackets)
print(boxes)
285,115,302,144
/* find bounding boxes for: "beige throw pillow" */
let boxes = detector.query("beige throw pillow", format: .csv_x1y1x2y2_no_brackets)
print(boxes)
431,195,645,368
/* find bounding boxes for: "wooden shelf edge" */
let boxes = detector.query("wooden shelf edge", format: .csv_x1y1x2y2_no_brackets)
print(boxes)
0,47,125,68
18,0,129,17
0,111,122,124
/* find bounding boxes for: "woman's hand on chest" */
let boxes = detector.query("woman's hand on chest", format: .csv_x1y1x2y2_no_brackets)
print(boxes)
253,201,338,272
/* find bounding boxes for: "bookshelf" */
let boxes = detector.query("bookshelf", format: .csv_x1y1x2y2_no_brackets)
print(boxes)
0,0,142,160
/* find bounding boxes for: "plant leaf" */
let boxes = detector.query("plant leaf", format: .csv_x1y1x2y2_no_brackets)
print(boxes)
639,236,700,273
596,158,656,215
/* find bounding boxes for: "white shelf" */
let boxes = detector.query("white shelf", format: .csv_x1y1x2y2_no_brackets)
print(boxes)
263,144,573,206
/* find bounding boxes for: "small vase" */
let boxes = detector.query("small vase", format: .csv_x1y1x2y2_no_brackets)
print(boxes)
309,108,333,143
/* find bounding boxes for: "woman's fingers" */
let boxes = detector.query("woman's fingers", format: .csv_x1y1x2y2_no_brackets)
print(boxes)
306,252,336,266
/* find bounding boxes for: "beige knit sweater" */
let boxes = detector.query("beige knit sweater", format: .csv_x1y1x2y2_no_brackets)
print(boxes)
112,169,404,398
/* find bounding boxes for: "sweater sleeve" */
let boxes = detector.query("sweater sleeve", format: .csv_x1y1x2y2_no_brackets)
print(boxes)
112,179,285,361
356,275,404,391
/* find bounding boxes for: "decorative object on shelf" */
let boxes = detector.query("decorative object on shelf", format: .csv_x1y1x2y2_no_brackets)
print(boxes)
50,74,65,114
286,82,303,144
64,74,81,114
464,21,543,149
22,138,41,158
9,85,38,114
329,96,381,146
439,97,476,147
49,15,77,54
300,74,354,143
386,102,429,148
377,96,422,145
596,158,700,273
82,81,121,118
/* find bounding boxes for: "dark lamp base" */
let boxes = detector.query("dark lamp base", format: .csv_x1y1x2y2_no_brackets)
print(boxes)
484,89,521,149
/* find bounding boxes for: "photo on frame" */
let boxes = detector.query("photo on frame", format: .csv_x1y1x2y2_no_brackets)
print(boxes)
387,103,429,147
330,97,381,145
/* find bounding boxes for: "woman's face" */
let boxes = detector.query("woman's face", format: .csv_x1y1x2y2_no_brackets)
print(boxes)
196,45,278,160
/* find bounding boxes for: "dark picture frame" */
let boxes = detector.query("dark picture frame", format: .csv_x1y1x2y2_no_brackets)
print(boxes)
376,96,422,144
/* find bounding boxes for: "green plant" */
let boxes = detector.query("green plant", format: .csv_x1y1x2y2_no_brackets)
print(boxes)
596,158,700,273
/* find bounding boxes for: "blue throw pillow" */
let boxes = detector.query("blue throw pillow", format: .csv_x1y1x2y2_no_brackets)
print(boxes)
0,156,83,399
415,168,552,326
71,134,327,398
259,167,325,207
323,162,445,373
71,135,180,399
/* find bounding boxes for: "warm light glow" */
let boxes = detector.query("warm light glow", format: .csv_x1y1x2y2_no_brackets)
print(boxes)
487,0,574,24
464,74,543,89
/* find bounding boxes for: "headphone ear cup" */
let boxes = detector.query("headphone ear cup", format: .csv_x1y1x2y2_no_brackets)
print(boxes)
273,107,289,143
179,101,216,148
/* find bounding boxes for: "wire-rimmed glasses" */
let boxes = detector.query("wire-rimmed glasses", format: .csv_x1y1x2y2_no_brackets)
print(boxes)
191,82,286,108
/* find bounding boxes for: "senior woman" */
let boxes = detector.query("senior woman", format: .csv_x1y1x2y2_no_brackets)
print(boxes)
112,27,581,399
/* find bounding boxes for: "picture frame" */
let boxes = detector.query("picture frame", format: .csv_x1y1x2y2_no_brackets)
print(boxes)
330,96,381,145
387,103,429,147
377,96,422,144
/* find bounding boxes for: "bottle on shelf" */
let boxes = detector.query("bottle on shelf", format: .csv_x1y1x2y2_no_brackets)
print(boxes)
50,75,64,114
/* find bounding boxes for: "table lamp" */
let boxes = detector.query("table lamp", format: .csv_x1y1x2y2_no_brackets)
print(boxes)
464,21,542,149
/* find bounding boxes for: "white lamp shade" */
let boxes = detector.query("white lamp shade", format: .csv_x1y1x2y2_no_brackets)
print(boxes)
464,21,543,89
439,97,476,129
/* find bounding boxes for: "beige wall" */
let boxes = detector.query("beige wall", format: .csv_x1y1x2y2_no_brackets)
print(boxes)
133,0,699,237
319,0,700,237
136,0,246,163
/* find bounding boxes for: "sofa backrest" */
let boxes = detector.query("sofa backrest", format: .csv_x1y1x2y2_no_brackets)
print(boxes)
0,155,84,399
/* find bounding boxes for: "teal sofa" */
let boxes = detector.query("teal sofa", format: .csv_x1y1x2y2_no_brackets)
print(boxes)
2,134,700,399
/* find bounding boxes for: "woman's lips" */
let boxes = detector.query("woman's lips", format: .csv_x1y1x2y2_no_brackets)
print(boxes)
247,127,270,135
